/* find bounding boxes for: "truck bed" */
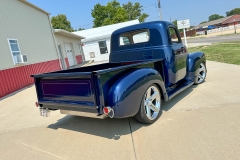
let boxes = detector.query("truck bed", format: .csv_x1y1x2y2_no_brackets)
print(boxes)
32,60,164,117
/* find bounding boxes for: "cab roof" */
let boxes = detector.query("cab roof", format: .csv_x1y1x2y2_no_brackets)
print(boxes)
112,21,173,35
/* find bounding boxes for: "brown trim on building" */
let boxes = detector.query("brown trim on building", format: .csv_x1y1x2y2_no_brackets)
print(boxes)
222,14,240,25
54,29,85,39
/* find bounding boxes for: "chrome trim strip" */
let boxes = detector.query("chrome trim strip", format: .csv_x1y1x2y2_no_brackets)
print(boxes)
60,110,108,119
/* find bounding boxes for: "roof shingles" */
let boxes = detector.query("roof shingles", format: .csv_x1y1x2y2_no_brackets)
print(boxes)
196,16,233,29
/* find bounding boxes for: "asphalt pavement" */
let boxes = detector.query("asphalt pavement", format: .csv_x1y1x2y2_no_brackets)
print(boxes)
0,61,240,160
187,34,240,43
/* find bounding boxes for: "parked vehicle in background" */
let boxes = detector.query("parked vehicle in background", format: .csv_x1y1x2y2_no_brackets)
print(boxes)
32,21,207,124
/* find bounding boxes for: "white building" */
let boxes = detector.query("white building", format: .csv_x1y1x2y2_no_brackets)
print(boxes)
73,20,139,62
54,29,85,69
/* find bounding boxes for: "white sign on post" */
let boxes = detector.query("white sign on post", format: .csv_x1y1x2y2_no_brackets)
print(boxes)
177,19,190,29
177,19,190,47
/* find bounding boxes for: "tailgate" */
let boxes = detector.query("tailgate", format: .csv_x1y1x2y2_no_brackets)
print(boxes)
34,72,97,108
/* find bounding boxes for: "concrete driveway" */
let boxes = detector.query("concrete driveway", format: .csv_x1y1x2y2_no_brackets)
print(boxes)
0,61,240,160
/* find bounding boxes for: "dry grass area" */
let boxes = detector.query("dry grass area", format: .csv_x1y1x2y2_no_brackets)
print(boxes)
188,41,240,65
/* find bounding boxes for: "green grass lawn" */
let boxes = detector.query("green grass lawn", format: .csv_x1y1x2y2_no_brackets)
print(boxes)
188,41,240,65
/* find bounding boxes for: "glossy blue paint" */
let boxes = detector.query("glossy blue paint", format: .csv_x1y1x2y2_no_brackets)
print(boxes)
95,60,164,115
110,21,189,86
32,21,207,119
107,68,166,118
186,52,206,83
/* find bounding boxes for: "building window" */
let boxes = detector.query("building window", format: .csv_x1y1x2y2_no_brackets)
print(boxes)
120,36,131,45
98,41,108,54
8,39,21,64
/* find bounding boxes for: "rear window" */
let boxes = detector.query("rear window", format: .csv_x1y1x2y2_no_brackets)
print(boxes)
120,29,149,46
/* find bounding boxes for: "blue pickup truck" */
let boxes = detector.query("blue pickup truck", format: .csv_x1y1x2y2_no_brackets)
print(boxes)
33,21,207,124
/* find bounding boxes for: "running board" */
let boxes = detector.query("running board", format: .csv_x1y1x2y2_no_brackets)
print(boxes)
167,81,194,100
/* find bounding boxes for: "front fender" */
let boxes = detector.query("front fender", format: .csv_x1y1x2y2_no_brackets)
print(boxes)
107,68,166,118
186,52,206,83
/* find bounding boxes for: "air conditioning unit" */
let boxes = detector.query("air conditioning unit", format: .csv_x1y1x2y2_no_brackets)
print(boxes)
89,52,95,58
21,54,28,63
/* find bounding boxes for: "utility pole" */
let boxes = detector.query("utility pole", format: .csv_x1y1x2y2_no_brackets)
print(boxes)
158,0,162,20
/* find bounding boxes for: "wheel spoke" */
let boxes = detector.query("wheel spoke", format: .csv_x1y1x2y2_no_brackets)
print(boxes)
150,91,159,101
198,74,203,81
156,101,161,110
146,88,152,99
143,85,161,121
199,67,204,72
149,103,160,113
146,106,151,117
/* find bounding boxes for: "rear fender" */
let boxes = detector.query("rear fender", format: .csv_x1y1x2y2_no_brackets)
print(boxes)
107,68,167,118
186,52,206,83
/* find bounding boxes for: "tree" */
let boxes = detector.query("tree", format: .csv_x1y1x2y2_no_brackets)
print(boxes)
200,21,207,24
92,0,128,27
122,2,149,22
51,14,74,32
208,14,224,21
172,20,183,33
78,28,85,31
189,26,195,29
91,0,148,27
226,8,240,16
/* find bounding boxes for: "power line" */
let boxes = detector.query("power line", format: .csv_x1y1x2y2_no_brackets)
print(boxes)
147,16,161,21
143,3,155,9
77,23,94,28
162,6,172,22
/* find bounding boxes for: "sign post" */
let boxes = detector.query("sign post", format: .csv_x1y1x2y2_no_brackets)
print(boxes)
234,19,236,34
177,19,190,48
183,29,187,47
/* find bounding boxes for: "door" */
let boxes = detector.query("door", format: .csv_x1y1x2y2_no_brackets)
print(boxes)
79,43,85,62
57,45,66,69
65,44,75,66
168,26,187,83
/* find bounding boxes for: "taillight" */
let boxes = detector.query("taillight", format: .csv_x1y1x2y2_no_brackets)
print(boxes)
103,107,111,114
35,102,39,107
103,107,114,118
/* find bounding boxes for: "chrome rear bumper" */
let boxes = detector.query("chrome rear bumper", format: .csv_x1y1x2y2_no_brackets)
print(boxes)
60,110,108,119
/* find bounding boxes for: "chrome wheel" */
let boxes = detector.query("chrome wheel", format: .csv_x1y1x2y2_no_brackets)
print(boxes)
197,63,206,84
144,86,161,120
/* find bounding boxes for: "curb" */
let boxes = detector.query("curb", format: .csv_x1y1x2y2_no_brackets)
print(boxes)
187,43,212,48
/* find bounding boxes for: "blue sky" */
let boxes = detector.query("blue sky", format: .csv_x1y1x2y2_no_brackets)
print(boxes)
28,0,240,29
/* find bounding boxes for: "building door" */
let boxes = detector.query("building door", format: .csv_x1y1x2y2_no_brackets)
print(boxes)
57,45,66,69
65,44,75,66
79,43,85,62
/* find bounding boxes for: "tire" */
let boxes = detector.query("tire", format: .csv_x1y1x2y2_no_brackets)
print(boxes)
134,84,162,124
194,62,207,85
